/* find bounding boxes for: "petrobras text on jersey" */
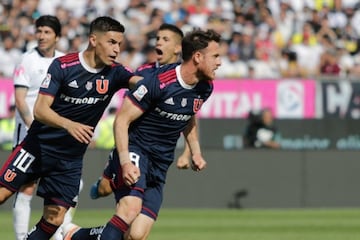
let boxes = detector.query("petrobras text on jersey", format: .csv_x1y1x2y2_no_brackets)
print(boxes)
60,93,109,105
155,107,192,121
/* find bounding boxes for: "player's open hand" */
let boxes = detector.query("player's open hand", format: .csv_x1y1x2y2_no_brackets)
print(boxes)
122,162,140,186
191,153,207,172
65,121,94,144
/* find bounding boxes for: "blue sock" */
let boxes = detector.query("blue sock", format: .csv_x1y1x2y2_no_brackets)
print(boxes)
71,225,105,240
25,217,58,240
99,215,128,240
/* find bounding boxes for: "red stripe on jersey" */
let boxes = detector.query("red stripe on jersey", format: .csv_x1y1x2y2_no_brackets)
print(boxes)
137,62,156,72
58,52,78,63
158,69,176,89
58,53,80,69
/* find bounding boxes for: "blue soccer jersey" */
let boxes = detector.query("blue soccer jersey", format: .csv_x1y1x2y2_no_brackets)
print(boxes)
27,52,134,156
126,64,213,162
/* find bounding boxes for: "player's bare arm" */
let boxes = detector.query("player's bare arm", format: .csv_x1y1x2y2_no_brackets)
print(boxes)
183,116,207,171
176,142,191,169
15,87,33,127
114,97,142,186
34,93,94,144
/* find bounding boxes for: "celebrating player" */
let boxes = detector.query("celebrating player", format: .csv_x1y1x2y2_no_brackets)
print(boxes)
64,28,221,240
0,16,140,240
89,23,190,201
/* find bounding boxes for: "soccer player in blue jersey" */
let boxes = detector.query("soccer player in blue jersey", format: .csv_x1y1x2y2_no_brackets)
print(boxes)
0,16,140,240
64,28,222,240
89,23,190,200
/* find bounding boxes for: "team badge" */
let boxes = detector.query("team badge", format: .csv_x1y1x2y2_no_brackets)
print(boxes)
40,73,51,88
96,79,109,94
133,85,148,101
193,98,204,112
4,169,17,182
181,98,187,107
85,81,93,91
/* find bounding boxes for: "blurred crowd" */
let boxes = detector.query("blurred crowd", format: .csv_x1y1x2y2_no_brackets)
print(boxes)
1,0,360,80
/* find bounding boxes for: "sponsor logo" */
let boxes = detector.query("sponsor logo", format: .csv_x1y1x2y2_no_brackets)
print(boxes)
60,93,109,104
155,107,192,121
165,97,175,105
276,81,304,118
68,80,79,88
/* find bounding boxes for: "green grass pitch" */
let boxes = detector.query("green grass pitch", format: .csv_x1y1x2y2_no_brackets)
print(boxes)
1,208,360,240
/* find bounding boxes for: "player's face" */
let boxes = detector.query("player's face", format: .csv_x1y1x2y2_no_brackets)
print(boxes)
155,30,182,65
94,31,124,66
196,41,222,81
35,26,58,55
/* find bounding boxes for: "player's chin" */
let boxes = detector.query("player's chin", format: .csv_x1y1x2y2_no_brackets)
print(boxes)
37,44,47,51
107,57,116,65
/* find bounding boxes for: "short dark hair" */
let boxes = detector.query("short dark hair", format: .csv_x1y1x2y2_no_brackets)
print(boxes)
35,15,62,37
181,29,221,61
89,16,125,34
158,23,184,39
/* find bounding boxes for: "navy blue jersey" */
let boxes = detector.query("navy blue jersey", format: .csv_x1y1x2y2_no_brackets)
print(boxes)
27,52,134,156
135,62,179,76
126,64,213,162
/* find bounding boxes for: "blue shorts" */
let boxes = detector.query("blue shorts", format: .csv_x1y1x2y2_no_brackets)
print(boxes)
103,146,172,220
0,138,82,208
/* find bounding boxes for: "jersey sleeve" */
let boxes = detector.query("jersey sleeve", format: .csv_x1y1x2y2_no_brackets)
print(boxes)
125,72,160,111
114,64,135,89
38,58,63,97
13,54,30,88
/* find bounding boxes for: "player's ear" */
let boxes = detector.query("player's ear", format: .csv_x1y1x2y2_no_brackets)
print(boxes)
89,33,97,47
174,45,182,55
193,51,202,64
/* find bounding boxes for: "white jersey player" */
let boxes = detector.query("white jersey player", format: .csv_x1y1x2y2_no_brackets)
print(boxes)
13,47,64,146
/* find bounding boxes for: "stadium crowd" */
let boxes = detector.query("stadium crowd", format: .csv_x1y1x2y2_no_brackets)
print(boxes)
1,0,360,80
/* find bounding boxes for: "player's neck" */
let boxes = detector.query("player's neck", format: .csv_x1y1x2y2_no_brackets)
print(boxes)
179,63,198,85
37,47,56,58
83,50,105,69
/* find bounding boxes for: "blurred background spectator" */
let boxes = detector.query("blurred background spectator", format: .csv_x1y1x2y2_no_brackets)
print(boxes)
243,108,281,149
0,0,360,79
1,0,360,149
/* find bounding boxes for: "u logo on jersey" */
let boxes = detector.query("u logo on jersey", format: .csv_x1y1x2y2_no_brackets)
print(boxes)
4,169,17,182
96,79,109,94
193,99,204,112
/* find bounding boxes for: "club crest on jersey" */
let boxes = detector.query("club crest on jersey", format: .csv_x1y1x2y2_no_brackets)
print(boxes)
133,85,148,101
181,98,187,107
40,73,51,88
193,98,204,112
4,169,17,182
96,79,109,94
85,81,93,91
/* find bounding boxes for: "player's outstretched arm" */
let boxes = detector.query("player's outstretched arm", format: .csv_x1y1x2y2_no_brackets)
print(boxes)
33,93,94,144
